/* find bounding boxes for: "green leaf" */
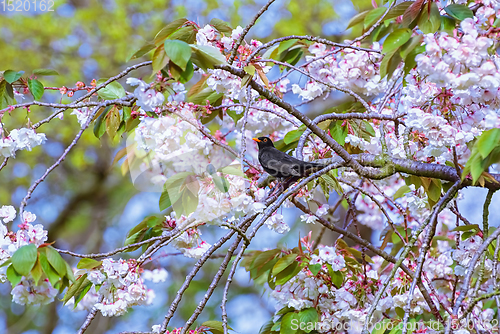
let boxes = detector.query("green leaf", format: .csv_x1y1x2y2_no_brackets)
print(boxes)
364,7,387,29
278,39,299,55
347,10,369,29
77,258,103,270
63,273,88,304
321,174,344,195
0,80,15,109
39,252,60,286
275,262,301,286
426,179,442,203
45,247,66,276
241,73,252,88
201,320,233,334
27,78,44,100
253,257,278,280
262,45,280,60
159,189,175,211
128,41,156,61
3,70,24,83
331,270,343,289
451,224,480,232
159,171,194,210
96,80,126,100
441,15,457,33
31,259,43,285
154,18,188,45
12,244,38,277
106,106,121,139
308,263,322,276
152,46,169,73
383,28,412,54
7,266,22,286
164,171,195,189
326,263,343,288
218,164,245,177
210,18,233,35
168,25,197,44
284,129,304,145
461,231,477,241
380,49,402,79
0,259,11,268
259,318,275,334
244,65,256,76
298,308,319,333
394,185,411,199
329,120,348,146
65,261,75,283
190,45,228,72
226,109,243,123
395,306,405,318
181,188,199,216
272,253,297,276
418,3,441,34
403,45,425,76
384,1,414,22
476,128,500,159
444,4,473,21
32,68,59,76
372,319,393,334
169,60,194,84
93,106,110,138
164,40,192,71
250,249,281,271
271,320,281,332
400,35,423,60
280,312,298,334
402,0,425,27
74,278,92,307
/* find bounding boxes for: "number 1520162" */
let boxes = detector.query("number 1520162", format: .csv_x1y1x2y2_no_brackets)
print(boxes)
1,0,55,12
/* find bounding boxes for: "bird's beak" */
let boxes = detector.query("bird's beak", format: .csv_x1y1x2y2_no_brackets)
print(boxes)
252,138,261,142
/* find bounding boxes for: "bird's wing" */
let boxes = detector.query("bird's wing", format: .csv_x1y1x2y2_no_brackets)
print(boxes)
260,148,303,177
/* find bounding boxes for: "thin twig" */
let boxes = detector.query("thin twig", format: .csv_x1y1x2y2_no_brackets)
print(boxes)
31,61,152,129
0,157,8,172
362,181,460,333
228,0,277,64
180,236,245,334
447,223,500,332
245,35,380,67
349,2,397,45
76,295,104,334
19,103,105,218
159,214,257,333
292,199,442,321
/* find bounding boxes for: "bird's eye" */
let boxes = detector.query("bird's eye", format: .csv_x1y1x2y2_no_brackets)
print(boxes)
263,139,267,142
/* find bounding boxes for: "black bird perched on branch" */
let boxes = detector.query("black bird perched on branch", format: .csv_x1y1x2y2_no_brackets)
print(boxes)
252,137,326,179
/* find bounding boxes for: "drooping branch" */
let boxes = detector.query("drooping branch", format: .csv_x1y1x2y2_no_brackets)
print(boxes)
362,181,460,333
448,226,500,333
292,199,443,323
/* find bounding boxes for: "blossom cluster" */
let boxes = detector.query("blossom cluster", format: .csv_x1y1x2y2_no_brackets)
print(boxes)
291,42,388,100
0,205,57,305
75,258,163,316
0,126,46,158
270,243,390,332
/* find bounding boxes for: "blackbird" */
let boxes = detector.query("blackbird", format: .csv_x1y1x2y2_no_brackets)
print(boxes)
252,137,326,178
